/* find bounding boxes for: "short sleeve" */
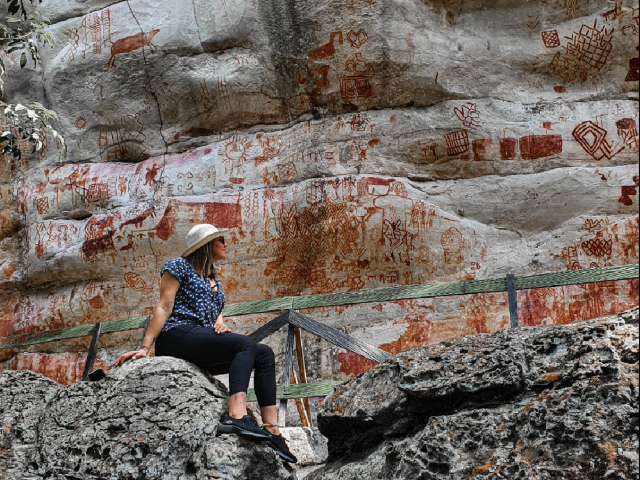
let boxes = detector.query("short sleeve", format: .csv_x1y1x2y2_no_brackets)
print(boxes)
160,257,188,284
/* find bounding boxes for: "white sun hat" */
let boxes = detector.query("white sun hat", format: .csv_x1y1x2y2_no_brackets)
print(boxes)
181,224,232,257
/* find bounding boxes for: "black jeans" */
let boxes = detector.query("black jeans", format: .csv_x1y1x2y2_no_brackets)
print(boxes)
155,323,277,407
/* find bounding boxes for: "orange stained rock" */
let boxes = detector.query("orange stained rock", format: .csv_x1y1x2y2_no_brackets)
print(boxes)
0,352,108,384
540,372,561,383
472,464,494,475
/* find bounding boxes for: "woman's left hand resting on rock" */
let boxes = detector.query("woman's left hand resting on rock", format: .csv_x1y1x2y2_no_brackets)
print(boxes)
113,347,148,366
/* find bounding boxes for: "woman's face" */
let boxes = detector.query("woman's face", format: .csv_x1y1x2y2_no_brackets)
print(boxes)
210,236,226,262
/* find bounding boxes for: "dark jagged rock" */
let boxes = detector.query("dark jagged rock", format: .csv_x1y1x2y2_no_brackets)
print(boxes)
0,357,294,480
311,307,639,480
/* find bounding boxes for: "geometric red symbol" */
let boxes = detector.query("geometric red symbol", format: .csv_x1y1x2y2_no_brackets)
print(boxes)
499,138,518,160
472,138,492,161
581,234,613,258
519,134,563,160
35,196,50,215
564,20,613,70
346,29,368,48
340,75,374,99
124,272,148,291
541,30,561,48
444,130,470,156
572,121,623,161
87,183,109,202
441,227,464,264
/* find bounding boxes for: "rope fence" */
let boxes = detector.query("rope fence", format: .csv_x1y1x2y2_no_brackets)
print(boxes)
1,263,637,350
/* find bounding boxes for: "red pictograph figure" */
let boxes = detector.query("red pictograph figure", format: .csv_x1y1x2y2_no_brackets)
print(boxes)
340,76,373,99
625,46,639,82
346,29,368,48
86,183,109,202
67,28,80,61
572,121,623,161
500,138,518,160
618,185,638,206
541,30,561,48
108,29,159,68
472,139,492,161
441,227,464,265
444,130,470,156
345,52,374,75
35,197,50,215
549,51,589,83
581,233,613,258
144,164,162,186
603,1,623,22
618,175,639,206
564,19,613,70
519,134,562,160
616,117,639,149
454,102,481,128
308,31,343,61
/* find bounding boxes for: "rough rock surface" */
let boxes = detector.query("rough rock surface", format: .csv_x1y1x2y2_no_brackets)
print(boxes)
0,357,295,479
310,307,639,479
0,0,638,383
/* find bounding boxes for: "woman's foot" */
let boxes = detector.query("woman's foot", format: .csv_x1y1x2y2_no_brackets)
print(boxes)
218,414,272,440
263,434,298,463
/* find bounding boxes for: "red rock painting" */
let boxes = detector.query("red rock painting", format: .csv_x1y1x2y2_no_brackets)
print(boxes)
564,20,613,71
154,200,242,241
444,130,470,156
108,29,159,68
541,30,561,48
500,137,518,160
472,139,492,161
519,134,562,160
572,121,622,161
308,31,343,61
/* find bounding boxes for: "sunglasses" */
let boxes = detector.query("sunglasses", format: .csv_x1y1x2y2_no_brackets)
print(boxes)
215,236,225,245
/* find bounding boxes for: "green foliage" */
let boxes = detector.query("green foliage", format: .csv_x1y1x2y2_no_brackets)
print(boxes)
1,0,64,160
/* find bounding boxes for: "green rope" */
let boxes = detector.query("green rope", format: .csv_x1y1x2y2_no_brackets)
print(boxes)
1,263,637,350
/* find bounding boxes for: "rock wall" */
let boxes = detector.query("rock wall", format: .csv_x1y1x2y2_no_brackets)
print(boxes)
0,0,638,383
311,307,639,479
0,357,296,479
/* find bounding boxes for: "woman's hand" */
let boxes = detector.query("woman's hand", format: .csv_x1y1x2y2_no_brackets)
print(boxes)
213,319,231,335
113,348,148,367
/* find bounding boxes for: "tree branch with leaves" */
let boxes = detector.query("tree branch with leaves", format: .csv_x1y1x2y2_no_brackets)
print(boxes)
1,0,64,160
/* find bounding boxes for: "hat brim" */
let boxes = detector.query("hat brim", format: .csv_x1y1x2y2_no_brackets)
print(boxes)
181,229,232,257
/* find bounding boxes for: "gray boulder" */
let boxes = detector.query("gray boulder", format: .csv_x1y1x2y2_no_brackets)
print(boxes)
311,307,639,479
0,357,295,479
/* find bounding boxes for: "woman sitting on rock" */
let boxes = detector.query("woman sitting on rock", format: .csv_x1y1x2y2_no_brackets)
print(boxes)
114,223,296,463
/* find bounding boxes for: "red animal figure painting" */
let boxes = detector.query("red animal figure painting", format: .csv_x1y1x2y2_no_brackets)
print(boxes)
108,29,159,68
309,31,343,62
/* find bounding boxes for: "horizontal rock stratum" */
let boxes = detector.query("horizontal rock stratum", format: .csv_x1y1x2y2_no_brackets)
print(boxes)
311,307,639,479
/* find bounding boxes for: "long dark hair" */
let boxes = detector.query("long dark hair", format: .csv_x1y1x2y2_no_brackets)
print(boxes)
185,241,212,278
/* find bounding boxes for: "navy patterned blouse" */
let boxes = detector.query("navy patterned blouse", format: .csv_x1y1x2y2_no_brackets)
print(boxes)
160,257,226,332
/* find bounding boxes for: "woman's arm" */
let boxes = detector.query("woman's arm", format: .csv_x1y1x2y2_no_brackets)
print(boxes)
114,272,180,366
